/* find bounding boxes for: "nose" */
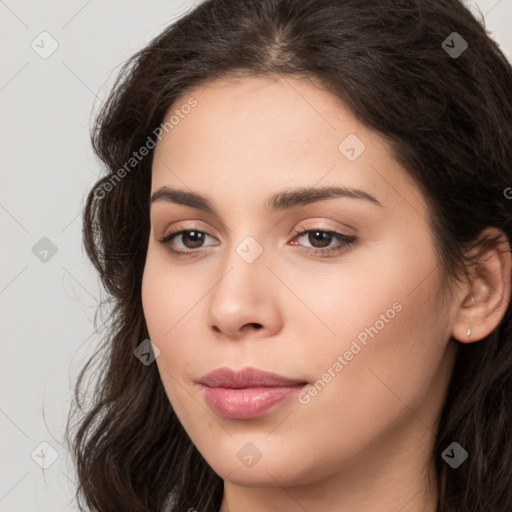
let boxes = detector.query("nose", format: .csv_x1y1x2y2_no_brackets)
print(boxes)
205,246,283,340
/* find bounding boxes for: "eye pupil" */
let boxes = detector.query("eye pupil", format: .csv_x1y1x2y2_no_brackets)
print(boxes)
183,231,204,248
309,231,332,248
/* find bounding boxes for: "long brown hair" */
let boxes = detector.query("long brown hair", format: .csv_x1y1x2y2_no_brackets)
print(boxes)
66,0,512,510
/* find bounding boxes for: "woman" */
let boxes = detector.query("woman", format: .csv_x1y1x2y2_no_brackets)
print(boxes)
66,0,512,510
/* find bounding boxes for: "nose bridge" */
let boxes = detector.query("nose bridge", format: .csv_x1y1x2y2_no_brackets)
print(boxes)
212,233,267,306
205,231,280,336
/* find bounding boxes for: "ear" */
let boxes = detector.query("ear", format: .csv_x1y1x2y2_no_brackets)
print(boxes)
451,227,512,343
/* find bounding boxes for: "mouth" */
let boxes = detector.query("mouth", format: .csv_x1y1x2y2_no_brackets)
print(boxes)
198,367,308,420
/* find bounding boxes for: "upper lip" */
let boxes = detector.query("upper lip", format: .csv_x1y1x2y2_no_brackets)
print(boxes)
198,367,307,388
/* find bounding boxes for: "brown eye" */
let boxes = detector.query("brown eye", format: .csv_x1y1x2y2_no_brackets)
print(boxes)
307,230,334,248
159,229,219,257
291,228,357,256
178,230,205,249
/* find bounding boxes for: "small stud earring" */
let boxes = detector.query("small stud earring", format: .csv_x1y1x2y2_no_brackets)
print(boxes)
466,327,472,337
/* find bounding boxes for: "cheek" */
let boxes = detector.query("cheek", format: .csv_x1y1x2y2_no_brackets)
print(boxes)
141,256,197,394
301,263,449,429
141,257,209,429
141,251,207,343
288,238,451,419
281,234,443,358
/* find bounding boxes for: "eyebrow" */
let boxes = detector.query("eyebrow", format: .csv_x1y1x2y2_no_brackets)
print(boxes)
150,185,384,213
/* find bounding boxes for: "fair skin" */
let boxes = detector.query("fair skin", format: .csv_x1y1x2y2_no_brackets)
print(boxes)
141,74,511,512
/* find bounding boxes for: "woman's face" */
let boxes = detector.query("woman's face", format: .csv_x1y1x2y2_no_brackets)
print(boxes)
142,75,459,490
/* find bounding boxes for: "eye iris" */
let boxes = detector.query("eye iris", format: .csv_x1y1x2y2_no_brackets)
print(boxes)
308,231,332,248
182,231,204,248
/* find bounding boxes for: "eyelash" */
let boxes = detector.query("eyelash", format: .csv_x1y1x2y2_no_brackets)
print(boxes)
158,227,357,258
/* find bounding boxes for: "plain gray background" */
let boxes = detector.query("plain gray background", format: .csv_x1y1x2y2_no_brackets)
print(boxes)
1,1,511,510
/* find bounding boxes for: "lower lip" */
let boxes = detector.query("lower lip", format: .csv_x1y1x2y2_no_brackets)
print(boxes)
202,384,306,419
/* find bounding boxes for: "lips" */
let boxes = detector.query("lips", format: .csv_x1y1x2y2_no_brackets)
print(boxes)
198,367,308,420
199,366,307,388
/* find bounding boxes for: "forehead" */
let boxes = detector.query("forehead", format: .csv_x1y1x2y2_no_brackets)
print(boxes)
154,74,368,159
150,74,425,218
